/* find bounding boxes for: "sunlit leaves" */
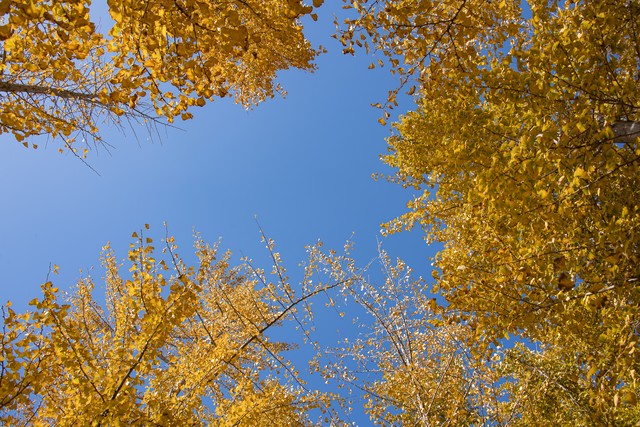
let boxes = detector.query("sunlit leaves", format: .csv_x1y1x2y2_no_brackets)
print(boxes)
314,246,505,425
106,0,320,117
0,229,334,426
0,0,321,153
341,0,640,423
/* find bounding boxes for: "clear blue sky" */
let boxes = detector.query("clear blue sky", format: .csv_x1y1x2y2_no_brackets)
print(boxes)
0,2,436,423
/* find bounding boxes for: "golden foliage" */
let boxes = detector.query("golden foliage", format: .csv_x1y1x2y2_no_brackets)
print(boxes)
339,0,640,423
1,229,338,426
3,0,640,423
0,0,320,151
312,245,640,426
311,245,505,425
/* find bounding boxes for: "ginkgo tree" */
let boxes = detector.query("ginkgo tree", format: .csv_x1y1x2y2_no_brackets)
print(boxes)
307,244,506,426
337,0,640,423
309,243,639,426
0,227,346,426
3,0,640,424
0,0,323,152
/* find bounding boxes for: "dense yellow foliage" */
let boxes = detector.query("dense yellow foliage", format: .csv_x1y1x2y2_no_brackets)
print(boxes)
0,0,320,151
338,0,640,423
1,230,334,426
3,0,640,424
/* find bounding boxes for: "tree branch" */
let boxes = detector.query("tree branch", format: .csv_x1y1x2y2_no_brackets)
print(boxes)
611,120,640,144
0,81,101,103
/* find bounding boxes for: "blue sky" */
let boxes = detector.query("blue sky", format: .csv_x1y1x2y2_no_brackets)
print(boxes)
0,2,436,423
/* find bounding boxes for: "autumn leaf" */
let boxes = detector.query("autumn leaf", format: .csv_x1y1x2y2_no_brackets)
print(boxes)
342,0,640,423
0,228,340,425
0,0,320,154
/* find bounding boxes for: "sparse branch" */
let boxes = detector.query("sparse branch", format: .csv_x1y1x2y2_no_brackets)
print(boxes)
226,279,348,364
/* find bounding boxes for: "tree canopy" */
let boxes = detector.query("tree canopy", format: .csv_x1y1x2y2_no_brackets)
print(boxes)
1,229,343,426
336,0,640,423
0,0,321,152
2,0,640,425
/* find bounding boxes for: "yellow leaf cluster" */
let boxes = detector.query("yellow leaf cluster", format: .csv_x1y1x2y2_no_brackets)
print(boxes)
0,0,321,152
311,243,639,425
1,229,331,426
340,0,640,423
